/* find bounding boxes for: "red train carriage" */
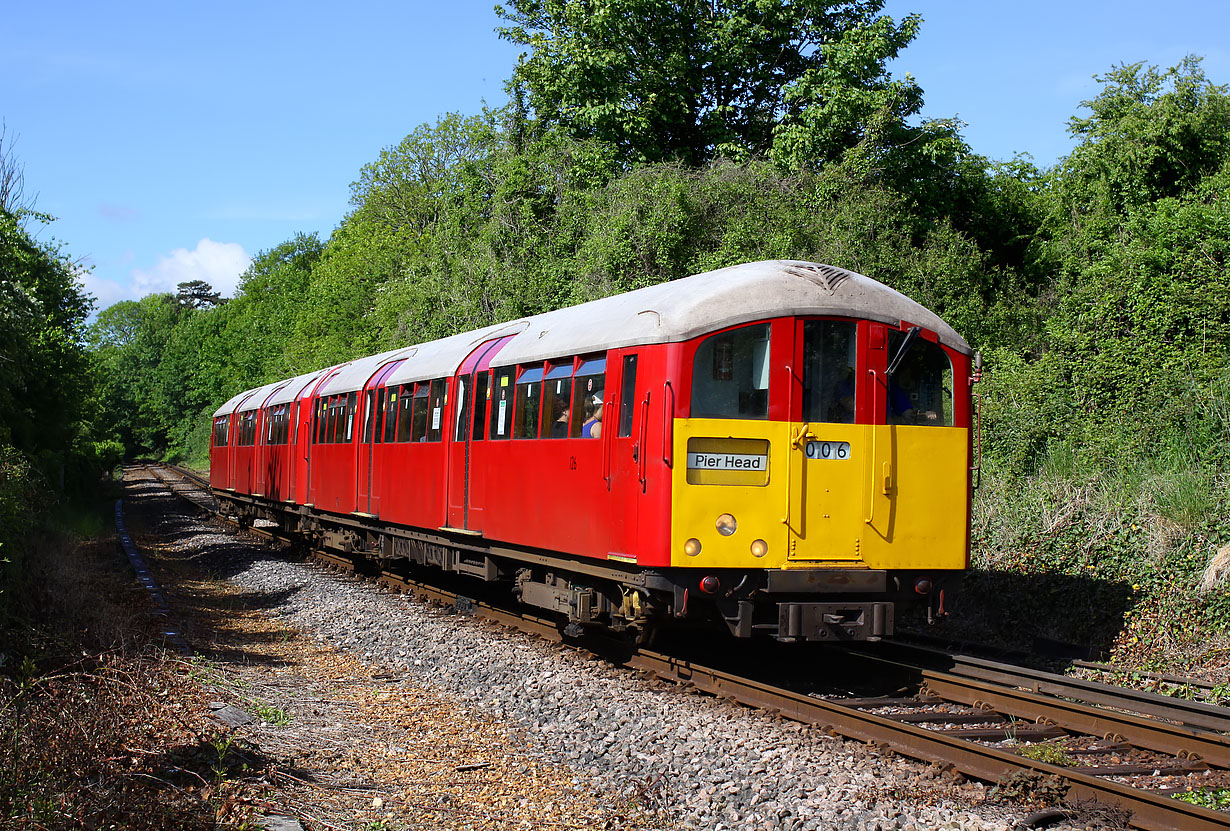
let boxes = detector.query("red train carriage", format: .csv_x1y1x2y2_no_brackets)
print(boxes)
211,261,977,642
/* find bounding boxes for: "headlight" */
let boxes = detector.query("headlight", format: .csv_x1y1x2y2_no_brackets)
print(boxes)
715,513,737,536
684,538,702,557
750,539,768,558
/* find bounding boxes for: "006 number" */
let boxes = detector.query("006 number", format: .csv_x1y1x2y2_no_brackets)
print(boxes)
803,440,851,461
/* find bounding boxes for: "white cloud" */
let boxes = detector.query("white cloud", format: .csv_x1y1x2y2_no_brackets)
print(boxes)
130,238,251,299
79,268,132,312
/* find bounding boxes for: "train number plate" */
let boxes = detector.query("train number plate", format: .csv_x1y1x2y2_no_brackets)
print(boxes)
803,440,851,461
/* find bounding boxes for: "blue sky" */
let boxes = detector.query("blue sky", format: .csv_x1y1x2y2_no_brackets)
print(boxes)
4,1,1228,316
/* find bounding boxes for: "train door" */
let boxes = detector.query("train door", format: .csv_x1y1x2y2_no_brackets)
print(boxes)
785,319,865,562
292,387,314,504
299,370,339,507
290,397,307,504
356,359,405,516
445,337,511,531
605,348,641,560
254,408,267,496
226,411,238,491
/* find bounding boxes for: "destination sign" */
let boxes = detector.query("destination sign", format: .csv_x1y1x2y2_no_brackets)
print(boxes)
687,452,768,471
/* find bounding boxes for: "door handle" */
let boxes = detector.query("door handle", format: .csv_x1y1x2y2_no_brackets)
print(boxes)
791,425,816,449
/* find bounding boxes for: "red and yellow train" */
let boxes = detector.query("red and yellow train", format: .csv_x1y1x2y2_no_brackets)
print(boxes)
210,260,977,642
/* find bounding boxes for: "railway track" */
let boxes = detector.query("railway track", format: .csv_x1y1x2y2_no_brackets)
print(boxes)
144,463,1230,831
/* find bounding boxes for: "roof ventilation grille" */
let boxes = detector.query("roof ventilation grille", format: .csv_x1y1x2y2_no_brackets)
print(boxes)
785,263,849,295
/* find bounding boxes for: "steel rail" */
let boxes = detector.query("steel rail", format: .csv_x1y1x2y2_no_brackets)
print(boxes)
624,651,1230,831
944,653,1230,734
917,671,1230,768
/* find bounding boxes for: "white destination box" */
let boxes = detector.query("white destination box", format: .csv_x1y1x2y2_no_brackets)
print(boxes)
687,452,768,471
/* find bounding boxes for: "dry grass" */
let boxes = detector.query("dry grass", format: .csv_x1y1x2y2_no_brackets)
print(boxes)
0,533,262,830
1199,542,1230,595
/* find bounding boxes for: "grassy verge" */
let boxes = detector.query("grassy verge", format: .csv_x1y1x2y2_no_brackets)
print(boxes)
958,452,1230,687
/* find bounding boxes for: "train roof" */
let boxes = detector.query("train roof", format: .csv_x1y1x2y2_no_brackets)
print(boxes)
213,378,288,418
383,321,530,388
264,367,333,407
213,366,332,417
315,347,418,398
490,260,971,367
212,260,971,412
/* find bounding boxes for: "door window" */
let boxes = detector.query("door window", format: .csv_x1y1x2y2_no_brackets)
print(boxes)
801,320,858,423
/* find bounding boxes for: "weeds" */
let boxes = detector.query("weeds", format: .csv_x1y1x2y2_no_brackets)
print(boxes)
1017,740,1075,767
184,657,291,726
251,703,292,726
1173,787,1230,809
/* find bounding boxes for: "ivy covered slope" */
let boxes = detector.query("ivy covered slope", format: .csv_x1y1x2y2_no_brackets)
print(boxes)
973,59,1230,674
83,2,1229,677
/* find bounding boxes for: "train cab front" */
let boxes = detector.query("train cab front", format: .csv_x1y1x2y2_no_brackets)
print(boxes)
666,313,973,642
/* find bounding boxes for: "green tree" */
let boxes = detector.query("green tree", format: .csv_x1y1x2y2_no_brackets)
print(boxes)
175,279,224,310
497,0,922,166
985,58,1230,477
0,206,93,473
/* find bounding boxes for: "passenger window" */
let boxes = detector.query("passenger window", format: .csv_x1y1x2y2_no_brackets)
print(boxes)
802,320,858,423
362,391,374,442
489,368,514,440
331,397,345,443
345,392,357,441
238,411,257,446
406,384,423,442
385,388,401,442
314,400,325,444
427,379,446,442
543,362,574,438
618,355,637,437
472,372,489,441
572,356,606,438
213,416,229,447
514,365,544,439
454,375,471,442
690,323,771,419
885,331,954,427
374,389,387,443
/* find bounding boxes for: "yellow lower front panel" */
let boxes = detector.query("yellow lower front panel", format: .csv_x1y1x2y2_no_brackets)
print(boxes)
670,418,968,572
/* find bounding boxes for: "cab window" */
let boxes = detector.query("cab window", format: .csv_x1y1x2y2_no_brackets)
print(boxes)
886,331,954,427
618,355,637,437
690,323,771,419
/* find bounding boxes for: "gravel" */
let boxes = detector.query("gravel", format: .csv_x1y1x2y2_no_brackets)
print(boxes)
178,510,1032,829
